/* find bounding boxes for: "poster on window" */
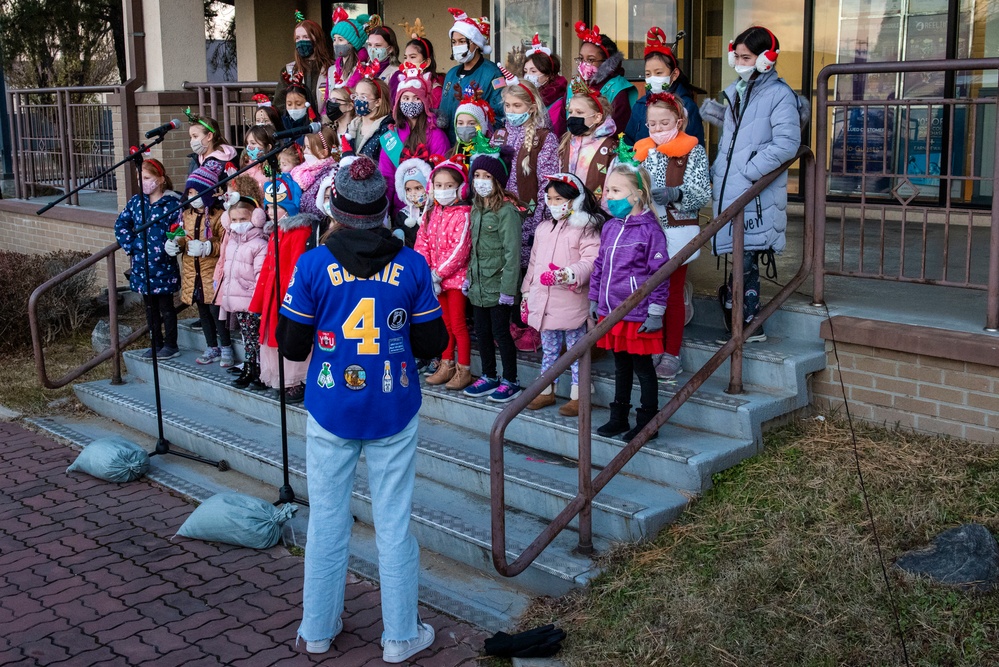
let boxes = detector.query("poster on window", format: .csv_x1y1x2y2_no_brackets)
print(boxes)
492,0,555,75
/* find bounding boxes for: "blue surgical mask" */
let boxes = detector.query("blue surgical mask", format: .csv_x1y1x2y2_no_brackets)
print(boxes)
245,146,261,160
506,111,530,127
606,196,634,219
354,99,371,117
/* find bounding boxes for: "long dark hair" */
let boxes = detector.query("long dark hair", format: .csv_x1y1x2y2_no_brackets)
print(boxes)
406,37,439,77
546,179,605,235
370,26,401,64
525,51,561,79
733,26,779,57
394,105,431,154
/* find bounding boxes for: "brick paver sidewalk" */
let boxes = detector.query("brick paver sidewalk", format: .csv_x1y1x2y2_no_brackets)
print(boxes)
0,422,486,666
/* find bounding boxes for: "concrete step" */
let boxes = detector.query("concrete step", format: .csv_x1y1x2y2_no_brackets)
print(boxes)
110,351,689,542
73,379,604,597
689,293,829,342
27,416,527,632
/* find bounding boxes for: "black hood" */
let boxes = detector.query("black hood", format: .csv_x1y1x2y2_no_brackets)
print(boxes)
325,226,403,279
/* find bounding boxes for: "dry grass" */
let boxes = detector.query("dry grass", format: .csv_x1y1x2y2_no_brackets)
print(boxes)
520,417,999,667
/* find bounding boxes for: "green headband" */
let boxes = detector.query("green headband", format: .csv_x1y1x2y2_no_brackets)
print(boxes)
184,107,215,134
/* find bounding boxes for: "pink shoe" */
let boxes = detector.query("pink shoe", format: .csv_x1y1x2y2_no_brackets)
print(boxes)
515,326,541,352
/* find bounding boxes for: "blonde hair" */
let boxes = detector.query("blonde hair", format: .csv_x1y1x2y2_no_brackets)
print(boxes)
503,81,548,176
607,164,653,210
304,126,337,159
647,94,688,131
559,93,610,157
357,79,392,119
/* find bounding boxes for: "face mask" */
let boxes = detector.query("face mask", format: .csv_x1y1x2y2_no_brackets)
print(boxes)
434,187,458,205
547,200,571,220
326,100,346,122
256,121,273,127
455,125,477,143
323,200,333,217
566,116,591,136
473,178,494,197
452,45,473,63
354,99,371,116
296,40,314,58
141,180,159,196
334,43,352,59
406,191,428,206
304,153,319,165
734,64,756,82
369,46,389,62
190,138,207,155
645,76,670,94
245,146,261,161
230,221,253,234
578,61,598,81
523,73,544,87
287,107,308,121
506,111,530,127
400,100,424,119
190,197,205,210
606,196,633,219
650,128,679,145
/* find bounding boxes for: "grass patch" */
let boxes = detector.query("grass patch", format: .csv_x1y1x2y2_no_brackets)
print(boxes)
520,417,999,667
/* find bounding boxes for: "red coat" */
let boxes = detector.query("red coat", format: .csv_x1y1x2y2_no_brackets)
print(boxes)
249,214,312,347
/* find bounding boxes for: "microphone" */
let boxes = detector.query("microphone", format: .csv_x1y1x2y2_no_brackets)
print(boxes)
274,122,322,140
145,119,182,139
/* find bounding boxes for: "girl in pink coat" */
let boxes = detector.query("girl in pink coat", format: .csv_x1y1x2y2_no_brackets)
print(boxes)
414,157,473,390
521,173,604,416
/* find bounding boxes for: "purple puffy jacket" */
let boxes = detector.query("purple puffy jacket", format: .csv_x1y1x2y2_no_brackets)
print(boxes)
588,209,669,322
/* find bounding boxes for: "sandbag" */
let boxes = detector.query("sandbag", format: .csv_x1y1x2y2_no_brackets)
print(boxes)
175,492,296,549
66,436,149,483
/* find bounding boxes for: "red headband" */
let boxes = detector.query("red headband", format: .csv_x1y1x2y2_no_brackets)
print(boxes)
145,160,165,177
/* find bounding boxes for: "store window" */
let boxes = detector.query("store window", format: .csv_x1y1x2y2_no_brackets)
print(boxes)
586,0,682,78
493,0,559,75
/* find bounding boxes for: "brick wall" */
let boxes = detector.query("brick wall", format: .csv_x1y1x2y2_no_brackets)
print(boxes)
811,320,998,444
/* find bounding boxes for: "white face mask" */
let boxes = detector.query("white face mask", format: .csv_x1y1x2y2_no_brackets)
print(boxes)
434,187,458,205
190,138,207,155
303,153,319,165
230,221,253,234
523,73,544,87
547,200,571,220
645,76,670,94
190,197,205,209
452,45,473,63
287,107,308,121
473,178,494,197
734,64,756,82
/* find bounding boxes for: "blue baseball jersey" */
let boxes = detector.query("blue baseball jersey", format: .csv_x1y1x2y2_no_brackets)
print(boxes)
280,245,442,439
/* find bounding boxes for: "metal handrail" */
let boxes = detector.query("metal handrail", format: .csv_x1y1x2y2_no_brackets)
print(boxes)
811,58,999,331
28,242,148,389
489,146,815,577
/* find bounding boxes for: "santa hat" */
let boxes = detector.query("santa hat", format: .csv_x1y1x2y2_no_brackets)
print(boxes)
454,83,495,134
394,156,432,204
253,93,273,108
448,7,491,56
645,27,678,68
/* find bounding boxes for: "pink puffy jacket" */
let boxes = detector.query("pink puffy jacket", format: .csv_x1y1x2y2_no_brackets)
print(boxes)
217,208,268,315
414,202,472,292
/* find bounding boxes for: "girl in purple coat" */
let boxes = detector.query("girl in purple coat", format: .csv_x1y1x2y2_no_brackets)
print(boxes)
588,164,669,442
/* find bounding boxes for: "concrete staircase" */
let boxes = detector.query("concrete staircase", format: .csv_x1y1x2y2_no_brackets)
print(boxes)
51,295,826,631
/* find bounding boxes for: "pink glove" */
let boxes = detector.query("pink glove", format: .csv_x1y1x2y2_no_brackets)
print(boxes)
540,263,574,287
520,297,529,322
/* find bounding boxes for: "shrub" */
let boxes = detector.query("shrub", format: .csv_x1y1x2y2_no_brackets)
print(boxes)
0,249,96,352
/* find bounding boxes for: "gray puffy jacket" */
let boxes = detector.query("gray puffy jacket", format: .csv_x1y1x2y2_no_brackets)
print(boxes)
710,69,801,255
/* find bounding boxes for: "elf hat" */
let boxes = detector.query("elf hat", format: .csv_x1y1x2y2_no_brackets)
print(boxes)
455,83,494,134
329,156,389,229
448,7,491,55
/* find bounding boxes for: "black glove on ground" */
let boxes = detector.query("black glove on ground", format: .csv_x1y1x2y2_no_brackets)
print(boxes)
483,624,567,657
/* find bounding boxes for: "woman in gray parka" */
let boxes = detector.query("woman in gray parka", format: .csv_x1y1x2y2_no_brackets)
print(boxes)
704,26,801,343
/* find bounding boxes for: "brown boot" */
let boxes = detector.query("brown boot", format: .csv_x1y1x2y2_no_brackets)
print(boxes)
445,364,473,391
528,385,556,410
559,384,580,417
425,359,455,385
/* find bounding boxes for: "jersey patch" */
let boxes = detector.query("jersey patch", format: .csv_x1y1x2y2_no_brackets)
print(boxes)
317,362,335,388
388,337,405,355
317,330,336,352
400,362,409,388
381,361,393,393
344,364,367,390
387,308,408,331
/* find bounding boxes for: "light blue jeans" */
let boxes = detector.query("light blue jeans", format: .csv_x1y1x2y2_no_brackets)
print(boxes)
298,413,420,644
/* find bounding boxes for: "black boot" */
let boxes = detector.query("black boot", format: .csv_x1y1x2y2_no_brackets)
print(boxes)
232,361,259,388
596,402,631,438
718,284,732,333
623,407,659,442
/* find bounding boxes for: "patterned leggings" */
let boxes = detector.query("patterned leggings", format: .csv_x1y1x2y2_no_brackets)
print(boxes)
236,312,261,365
540,323,587,386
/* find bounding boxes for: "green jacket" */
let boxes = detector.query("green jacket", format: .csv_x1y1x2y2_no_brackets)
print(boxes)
467,202,523,307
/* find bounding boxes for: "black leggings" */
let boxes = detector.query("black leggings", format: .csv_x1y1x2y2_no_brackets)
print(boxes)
144,293,177,349
613,352,658,412
473,304,517,384
196,302,231,349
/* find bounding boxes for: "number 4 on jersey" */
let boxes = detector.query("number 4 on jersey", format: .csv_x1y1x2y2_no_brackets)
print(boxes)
342,297,380,355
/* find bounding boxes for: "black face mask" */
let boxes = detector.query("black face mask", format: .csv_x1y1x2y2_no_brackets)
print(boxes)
325,99,346,122
567,116,591,136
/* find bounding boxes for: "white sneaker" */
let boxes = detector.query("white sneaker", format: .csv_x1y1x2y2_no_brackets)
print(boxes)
305,617,343,654
382,621,435,663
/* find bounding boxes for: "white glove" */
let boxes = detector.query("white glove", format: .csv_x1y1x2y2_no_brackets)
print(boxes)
200,240,212,257
431,270,442,284
186,239,204,257
432,281,442,296
164,239,180,257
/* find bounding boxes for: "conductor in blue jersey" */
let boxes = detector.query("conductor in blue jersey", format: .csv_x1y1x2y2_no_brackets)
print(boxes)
276,155,448,664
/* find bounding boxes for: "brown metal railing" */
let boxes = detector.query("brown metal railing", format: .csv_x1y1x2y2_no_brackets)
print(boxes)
489,147,816,576
811,58,999,331
6,86,122,203
29,242,148,389
183,81,278,149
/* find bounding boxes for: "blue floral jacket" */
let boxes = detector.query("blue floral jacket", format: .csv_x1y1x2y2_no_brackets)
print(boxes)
114,191,182,295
